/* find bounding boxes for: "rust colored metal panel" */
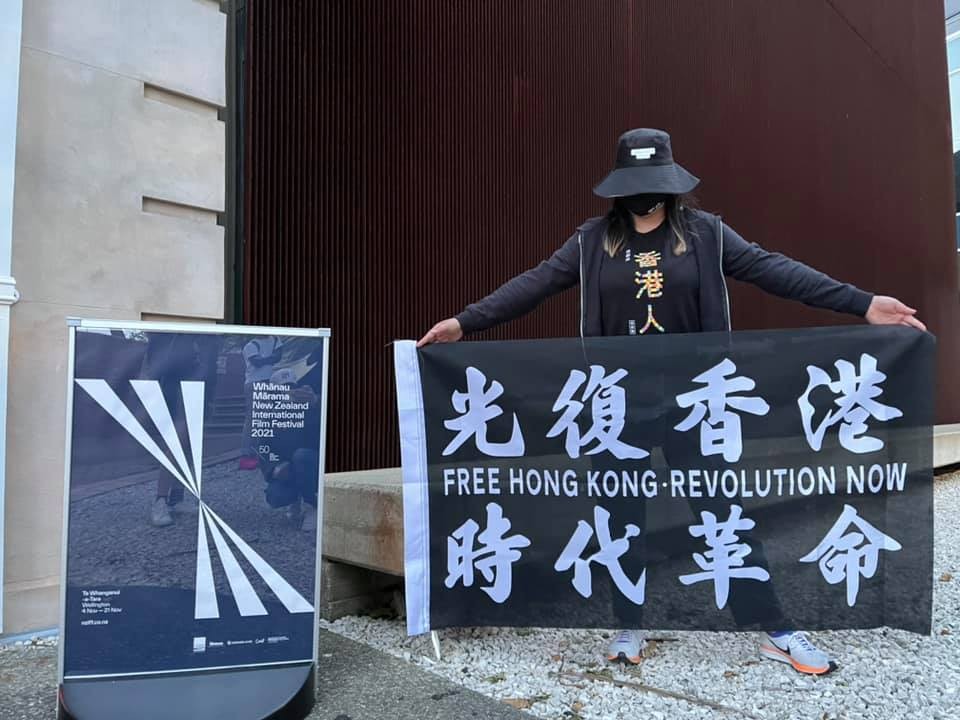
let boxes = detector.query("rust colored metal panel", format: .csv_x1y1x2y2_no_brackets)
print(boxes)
244,1,959,472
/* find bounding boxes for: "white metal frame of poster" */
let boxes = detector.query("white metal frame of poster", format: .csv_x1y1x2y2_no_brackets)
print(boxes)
57,319,330,720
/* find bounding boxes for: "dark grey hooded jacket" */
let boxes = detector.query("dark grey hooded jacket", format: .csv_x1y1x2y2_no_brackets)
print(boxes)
456,209,873,336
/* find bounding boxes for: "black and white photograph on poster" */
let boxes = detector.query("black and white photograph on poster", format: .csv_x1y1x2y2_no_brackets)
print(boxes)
395,325,934,636
61,323,329,678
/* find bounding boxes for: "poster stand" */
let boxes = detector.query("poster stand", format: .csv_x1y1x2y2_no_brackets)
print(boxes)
56,320,331,720
59,664,315,720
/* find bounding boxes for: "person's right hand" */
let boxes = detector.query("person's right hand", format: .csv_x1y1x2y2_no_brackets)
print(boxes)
417,318,463,347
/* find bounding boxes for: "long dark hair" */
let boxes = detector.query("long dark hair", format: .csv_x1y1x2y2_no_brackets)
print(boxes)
603,193,698,257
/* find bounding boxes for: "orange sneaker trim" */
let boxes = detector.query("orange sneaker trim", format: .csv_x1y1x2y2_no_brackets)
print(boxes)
606,653,642,664
760,644,832,675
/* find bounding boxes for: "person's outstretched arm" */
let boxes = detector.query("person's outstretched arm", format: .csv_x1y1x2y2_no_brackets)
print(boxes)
417,233,581,346
722,222,925,330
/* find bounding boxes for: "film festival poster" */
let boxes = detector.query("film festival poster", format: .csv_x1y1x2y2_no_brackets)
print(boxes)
62,325,328,678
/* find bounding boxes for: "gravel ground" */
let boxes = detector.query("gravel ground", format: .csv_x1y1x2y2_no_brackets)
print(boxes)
323,472,960,720
67,459,315,597
0,639,58,719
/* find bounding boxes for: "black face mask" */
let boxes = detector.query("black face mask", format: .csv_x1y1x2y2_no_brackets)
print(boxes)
622,193,669,216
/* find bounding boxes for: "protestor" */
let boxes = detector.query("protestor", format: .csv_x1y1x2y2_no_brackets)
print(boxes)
142,332,222,527
417,128,925,675
259,344,323,532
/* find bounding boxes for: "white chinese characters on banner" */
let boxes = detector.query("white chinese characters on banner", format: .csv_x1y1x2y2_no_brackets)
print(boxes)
678,504,770,609
445,502,907,610
547,366,649,460
443,355,903,461
799,504,902,606
445,502,531,603
674,359,770,462
798,353,903,454
443,367,525,457
554,506,646,605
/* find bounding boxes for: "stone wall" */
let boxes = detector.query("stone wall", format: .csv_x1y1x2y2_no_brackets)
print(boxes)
3,0,226,633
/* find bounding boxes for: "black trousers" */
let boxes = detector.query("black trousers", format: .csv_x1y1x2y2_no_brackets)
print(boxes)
607,432,788,631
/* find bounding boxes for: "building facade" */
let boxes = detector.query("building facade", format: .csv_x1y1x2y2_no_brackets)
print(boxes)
2,0,959,637
1,0,226,634
242,0,960,474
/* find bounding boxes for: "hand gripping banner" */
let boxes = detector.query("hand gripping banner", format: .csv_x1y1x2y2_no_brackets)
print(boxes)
394,326,934,636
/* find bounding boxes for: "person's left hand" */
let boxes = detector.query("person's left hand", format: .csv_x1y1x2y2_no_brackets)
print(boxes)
865,296,927,331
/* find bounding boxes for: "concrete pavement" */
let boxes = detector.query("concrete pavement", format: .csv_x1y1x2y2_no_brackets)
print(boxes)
0,630,529,720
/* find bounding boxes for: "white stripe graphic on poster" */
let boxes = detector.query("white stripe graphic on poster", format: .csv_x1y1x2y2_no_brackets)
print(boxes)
194,506,219,619
75,379,314,619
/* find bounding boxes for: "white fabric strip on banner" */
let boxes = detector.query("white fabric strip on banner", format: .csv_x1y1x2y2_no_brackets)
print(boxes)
393,340,431,635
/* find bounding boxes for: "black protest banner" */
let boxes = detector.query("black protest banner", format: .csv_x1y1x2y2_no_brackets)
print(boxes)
395,326,934,635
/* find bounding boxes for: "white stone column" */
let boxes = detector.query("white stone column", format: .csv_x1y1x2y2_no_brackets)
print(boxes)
0,0,23,633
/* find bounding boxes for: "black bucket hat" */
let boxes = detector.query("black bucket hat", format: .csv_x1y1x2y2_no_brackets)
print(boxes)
593,128,700,198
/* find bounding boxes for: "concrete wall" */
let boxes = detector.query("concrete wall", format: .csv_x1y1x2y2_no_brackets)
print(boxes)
2,0,226,634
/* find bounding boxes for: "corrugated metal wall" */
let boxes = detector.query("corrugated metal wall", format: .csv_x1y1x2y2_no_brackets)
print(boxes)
244,0,959,472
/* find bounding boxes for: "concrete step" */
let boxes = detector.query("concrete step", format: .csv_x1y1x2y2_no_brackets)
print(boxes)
319,559,401,620
211,408,245,418
324,468,404,577
205,419,244,429
935,423,960,469
206,424,244,433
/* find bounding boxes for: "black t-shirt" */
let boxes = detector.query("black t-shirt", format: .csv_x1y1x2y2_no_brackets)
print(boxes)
598,220,701,336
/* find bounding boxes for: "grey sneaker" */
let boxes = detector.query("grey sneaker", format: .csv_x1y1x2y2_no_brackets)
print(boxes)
606,629,646,665
300,504,317,533
760,632,837,675
151,497,173,527
285,498,303,524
